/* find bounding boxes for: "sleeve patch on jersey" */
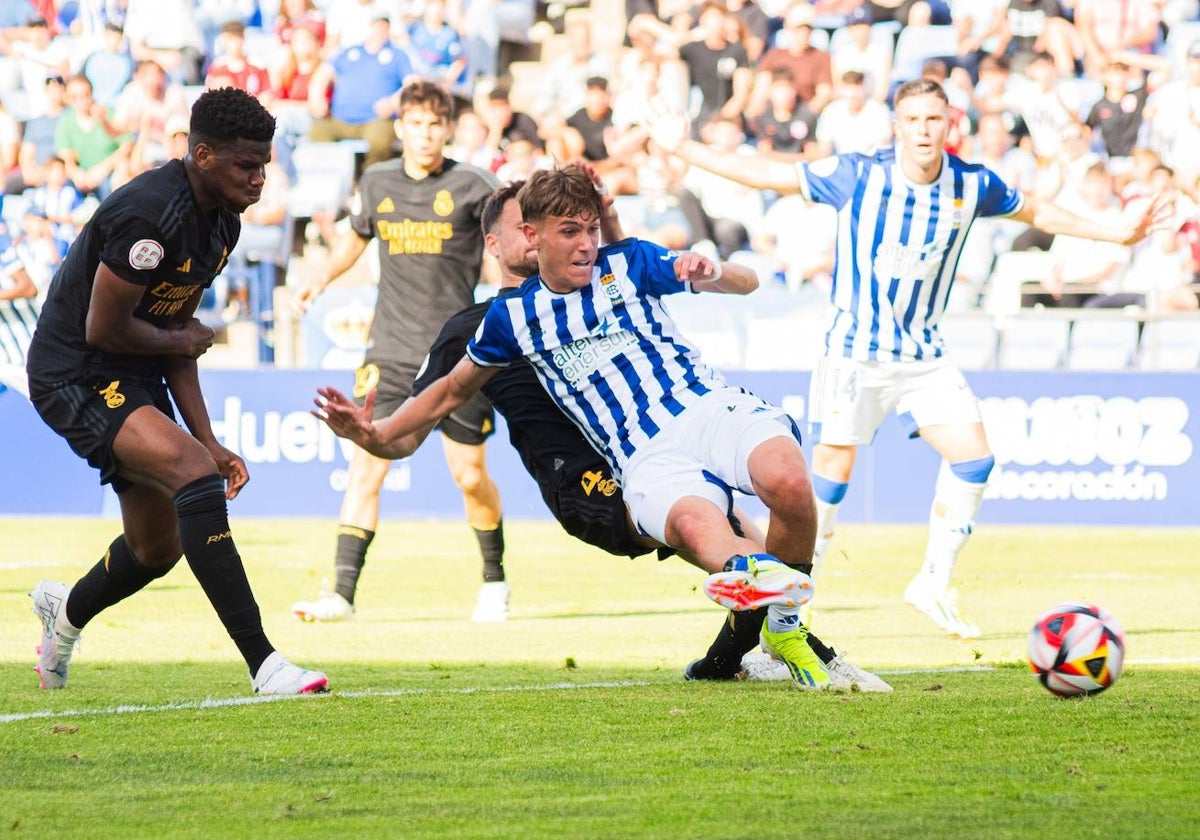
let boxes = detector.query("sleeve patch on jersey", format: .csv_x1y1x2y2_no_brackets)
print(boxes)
129,239,164,270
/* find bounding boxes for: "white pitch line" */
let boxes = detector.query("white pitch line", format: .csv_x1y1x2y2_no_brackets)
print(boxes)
4,659,1197,724
0,680,651,725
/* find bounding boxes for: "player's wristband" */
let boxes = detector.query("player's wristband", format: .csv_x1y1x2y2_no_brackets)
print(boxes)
707,261,723,285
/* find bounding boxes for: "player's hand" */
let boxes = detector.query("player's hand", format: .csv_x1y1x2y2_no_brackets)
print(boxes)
641,95,690,154
173,318,216,358
312,386,379,449
1119,192,1175,246
293,281,324,315
208,442,250,500
673,251,720,284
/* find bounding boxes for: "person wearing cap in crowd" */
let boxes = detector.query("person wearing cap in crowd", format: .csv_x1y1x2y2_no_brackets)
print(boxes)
308,12,414,169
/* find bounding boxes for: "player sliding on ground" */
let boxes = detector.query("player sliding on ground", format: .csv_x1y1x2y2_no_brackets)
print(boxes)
313,174,891,690
315,164,850,690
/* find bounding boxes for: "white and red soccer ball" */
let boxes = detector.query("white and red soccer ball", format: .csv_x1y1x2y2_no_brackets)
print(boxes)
1028,602,1126,698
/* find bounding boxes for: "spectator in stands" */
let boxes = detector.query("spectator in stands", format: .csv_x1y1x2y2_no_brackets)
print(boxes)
29,155,84,248
269,19,323,179
1002,0,1084,76
0,228,39,302
830,5,892,102
558,76,616,166
324,0,391,54
54,74,132,198
865,0,947,27
205,21,273,102
1030,161,1132,307
1017,50,1084,160
725,0,771,62
950,0,1008,81
405,0,469,100
1119,164,1200,313
625,0,693,48
193,0,258,55
110,60,190,170
969,53,1021,125
959,110,1040,304
80,22,135,109
678,116,763,258
456,0,535,84
677,1,753,131
12,74,66,193
480,86,541,156
1143,40,1200,185
121,0,206,85
814,70,892,155
493,132,553,183
0,101,18,180
1075,0,1163,75
1085,54,1171,174
308,13,414,169
750,68,820,159
445,108,503,171
275,0,327,47
7,16,69,119
531,11,612,156
750,3,832,119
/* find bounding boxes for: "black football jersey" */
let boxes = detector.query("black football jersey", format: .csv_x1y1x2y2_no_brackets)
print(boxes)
351,158,497,370
28,160,239,382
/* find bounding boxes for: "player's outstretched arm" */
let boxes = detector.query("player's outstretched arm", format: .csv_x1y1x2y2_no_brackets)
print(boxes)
1012,191,1174,246
315,357,499,460
642,96,804,195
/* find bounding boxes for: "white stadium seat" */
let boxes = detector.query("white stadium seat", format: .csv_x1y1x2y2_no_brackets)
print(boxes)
1066,316,1140,370
997,315,1071,370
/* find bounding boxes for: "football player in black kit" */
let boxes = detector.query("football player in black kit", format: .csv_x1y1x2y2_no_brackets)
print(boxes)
314,177,892,691
26,87,328,695
292,80,510,623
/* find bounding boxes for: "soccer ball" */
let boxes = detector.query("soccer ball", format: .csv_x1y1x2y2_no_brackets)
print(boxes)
1027,602,1126,698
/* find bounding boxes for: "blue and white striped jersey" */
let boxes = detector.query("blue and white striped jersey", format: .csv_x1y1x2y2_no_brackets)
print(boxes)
467,238,727,478
795,148,1023,361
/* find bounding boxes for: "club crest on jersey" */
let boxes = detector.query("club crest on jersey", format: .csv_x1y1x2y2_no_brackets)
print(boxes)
599,272,621,301
433,190,454,217
951,198,964,229
353,363,380,399
376,196,395,214
129,239,163,270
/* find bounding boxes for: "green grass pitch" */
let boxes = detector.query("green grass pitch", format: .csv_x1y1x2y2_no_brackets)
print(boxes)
2,518,1198,838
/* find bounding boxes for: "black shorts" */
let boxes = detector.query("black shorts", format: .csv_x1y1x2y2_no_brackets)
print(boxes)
29,374,174,493
545,453,655,559
354,360,495,447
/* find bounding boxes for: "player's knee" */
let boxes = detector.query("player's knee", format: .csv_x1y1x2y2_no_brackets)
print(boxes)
950,455,995,485
451,463,489,496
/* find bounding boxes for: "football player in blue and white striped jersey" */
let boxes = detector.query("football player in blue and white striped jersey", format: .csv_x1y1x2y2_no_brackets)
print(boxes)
646,79,1170,638
315,164,840,689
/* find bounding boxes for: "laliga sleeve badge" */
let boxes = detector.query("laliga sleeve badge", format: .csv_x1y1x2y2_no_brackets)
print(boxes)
129,239,164,270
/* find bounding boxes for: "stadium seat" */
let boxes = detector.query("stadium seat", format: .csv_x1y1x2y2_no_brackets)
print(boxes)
996,315,1071,370
287,140,364,218
984,250,1055,317
1065,315,1140,370
937,312,998,370
892,25,958,82
1137,316,1200,370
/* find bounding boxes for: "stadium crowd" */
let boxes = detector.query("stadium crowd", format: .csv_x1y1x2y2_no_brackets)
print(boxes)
2,0,1200,334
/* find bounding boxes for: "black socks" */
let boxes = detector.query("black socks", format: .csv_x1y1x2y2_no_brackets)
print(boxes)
65,535,172,630
333,526,374,604
474,522,505,583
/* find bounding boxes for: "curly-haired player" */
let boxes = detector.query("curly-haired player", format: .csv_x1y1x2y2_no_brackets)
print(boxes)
26,87,328,696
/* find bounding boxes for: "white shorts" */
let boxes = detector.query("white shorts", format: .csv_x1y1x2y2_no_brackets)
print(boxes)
808,355,981,445
622,388,802,544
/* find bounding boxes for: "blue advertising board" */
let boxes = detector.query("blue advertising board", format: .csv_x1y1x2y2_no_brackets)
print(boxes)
2,369,1196,525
